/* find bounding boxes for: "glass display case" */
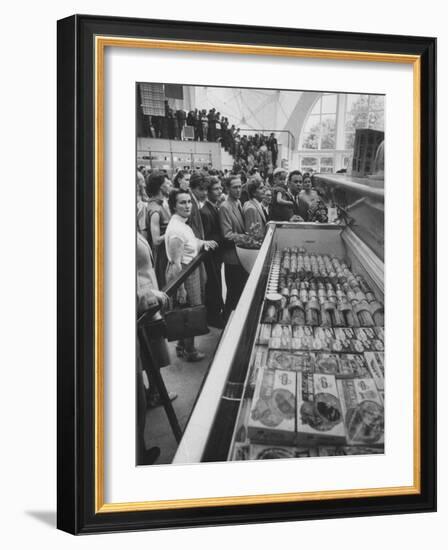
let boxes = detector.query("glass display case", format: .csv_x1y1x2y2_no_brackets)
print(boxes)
173,206,385,464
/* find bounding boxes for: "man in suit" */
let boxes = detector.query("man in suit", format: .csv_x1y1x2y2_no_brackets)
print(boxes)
242,177,268,233
188,172,206,239
261,187,272,222
288,170,308,221
200,176,225,328
219,174,249,320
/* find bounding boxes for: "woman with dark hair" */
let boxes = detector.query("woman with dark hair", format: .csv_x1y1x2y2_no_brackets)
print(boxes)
173,170,190,191
243,177,267,232
145,172,172,287
298,172,320,210
137,170,149,240
165,189,218,361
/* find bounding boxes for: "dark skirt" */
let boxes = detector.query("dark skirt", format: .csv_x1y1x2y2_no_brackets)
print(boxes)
154,243,168,289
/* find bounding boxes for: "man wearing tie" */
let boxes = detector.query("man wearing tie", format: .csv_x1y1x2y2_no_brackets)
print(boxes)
261,187,272,222
200,176,225,328
188,172,207,239
219,174,248,320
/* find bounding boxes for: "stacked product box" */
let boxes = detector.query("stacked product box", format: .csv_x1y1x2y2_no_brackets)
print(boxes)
337,377,384,447
364,351,385,392
249,444,316,460
296,372,346,446
248,368,296,445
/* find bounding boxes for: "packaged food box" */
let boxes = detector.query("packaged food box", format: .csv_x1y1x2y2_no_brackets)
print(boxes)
296,372,346,445
355,328,385,352
248,369,297,444
291,326,314,350
232,398,253,445
333,328,356,353
316,445,384,457
250,443,297,460
267,350,315,372
269,325,292,349
258,323,272,345
230,443,250,461
249,444,316,460
337,354,371,378
246,347,267,398
313,327,335,351
337,378,384,446
314,353,341,375
374,326,385,343
364,351,385,391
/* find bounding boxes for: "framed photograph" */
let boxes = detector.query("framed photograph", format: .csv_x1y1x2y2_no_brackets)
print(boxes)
57,14,436,534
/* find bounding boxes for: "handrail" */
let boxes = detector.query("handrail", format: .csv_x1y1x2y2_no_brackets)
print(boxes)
161,250,208,296
238,128,295,150
313,173,384,200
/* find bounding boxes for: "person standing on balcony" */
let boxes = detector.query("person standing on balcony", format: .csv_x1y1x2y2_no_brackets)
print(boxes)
176,109,186,140
268,133,279,167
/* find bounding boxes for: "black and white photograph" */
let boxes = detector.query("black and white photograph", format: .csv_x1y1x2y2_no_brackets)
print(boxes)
135,83,385,466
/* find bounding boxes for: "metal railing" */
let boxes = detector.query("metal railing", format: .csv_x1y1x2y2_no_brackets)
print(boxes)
238,129,295,151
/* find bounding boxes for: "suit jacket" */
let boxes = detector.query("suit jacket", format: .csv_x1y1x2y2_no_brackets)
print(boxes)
219,198,246,265
188,192,205,240
200,200,223,244
243,199,267,233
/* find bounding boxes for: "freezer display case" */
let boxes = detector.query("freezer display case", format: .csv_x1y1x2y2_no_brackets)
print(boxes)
174,208,384,464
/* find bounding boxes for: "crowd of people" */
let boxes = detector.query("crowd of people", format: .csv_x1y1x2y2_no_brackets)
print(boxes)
142,101,280,177
137,164,331,331
232,133,279,178
136,163,332,463
143,101,238,145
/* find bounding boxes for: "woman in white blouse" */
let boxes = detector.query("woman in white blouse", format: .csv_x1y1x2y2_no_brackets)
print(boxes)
165,189,218,362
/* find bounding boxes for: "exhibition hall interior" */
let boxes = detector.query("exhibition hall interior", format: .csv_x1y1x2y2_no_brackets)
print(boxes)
136,83,385,466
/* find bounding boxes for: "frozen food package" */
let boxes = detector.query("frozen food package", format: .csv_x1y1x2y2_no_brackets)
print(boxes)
337,378,384,446
364,351,385,391
267,350,315,372
296,372,346,445
337,353,371,378
230,443,250,461
249,444,296,460
258,323,272,344
313,327,335,351
248,369,297,444
314,353,340,375
316,446,383,456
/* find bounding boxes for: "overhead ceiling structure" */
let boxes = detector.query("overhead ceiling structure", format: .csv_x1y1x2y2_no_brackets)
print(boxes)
188,85,320,146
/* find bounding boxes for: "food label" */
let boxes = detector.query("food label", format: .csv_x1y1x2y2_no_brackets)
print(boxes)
267,350,315,372
364,351,385,391
248,369,296,444
296,372,346,445
337,378,384,446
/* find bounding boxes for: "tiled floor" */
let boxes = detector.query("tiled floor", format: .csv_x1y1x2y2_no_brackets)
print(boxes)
144,327,222,464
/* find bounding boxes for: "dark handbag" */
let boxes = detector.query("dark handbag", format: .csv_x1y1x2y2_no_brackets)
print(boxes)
137,306,167,340
164,305,210,342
